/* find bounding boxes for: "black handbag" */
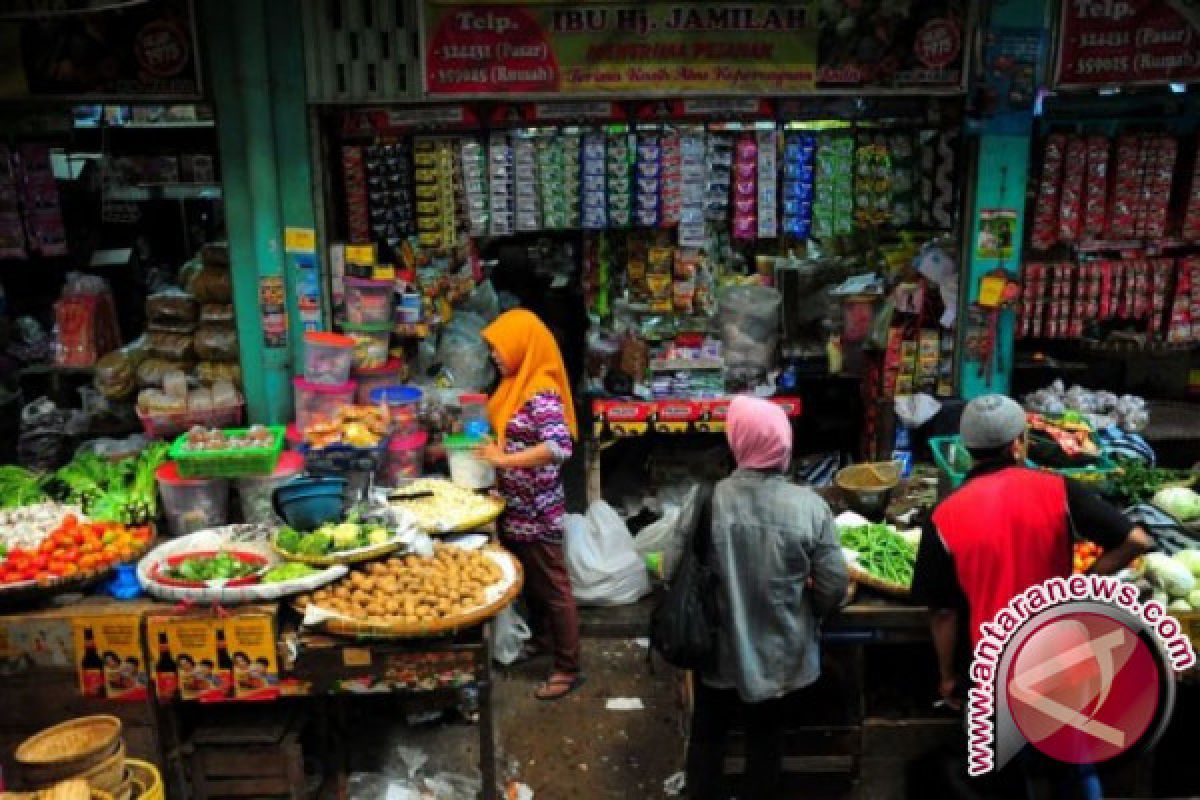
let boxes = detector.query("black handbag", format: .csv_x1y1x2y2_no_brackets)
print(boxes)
649,484,718,670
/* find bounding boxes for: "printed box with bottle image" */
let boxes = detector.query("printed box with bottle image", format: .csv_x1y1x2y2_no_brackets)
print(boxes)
147,611,279,703
73,614,149,701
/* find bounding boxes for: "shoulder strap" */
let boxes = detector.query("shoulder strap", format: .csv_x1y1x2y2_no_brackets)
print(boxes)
692,483,714,564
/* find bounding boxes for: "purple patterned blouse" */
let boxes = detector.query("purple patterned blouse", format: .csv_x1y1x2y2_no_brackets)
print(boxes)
498,391,574,543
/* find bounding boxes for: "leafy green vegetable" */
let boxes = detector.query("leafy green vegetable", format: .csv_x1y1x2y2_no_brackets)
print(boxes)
0,466,49,508
1154,487,1200,522
297,531,333,556
262,563,319,583
839,523,916,587
167,551,260,582
1109,459,1195,505
52,443,170,523
275,526,303,553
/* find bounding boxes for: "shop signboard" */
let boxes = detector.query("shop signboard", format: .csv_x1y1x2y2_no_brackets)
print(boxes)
0,0,200,99
1054,0,1200,88
815,0,965,88
422,0,819,96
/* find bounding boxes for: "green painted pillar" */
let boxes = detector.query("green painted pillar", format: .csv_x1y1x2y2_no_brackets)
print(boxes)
200,0,321,423
957,0,1050,399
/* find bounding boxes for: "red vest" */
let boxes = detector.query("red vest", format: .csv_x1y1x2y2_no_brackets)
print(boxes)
932,467,1070,644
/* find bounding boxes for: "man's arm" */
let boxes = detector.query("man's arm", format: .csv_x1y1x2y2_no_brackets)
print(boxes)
911,518,968,709
1066,480,1152,574
930,608,961,709
809,507,850,619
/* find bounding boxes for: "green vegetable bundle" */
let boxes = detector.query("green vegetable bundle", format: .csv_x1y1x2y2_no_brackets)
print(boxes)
1109,459,1196,505
53,442,170,524
167,551,260,582
0,466,48,508
839,523,916,587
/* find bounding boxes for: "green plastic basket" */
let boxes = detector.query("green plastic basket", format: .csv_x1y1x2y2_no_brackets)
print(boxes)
168,426,286,478
929,434,1120,495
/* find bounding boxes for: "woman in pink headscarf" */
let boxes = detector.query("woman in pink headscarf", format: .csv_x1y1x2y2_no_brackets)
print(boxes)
686,395,849,800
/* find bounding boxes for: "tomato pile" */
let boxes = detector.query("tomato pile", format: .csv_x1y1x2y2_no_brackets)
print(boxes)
0,515,153,586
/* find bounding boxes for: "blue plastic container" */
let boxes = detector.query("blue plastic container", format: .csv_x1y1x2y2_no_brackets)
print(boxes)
272,476,348,531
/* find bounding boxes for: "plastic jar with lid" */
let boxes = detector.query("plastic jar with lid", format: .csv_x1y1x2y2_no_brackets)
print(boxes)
369,385,423,435
379,432,427,486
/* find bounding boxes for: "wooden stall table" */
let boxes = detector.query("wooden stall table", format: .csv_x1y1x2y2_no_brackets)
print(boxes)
0,598,169,786
281,621,498,800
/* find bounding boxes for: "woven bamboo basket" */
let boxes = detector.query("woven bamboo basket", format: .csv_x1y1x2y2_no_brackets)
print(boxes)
15,717,123,785
298,549,524,639
76,741,126,794
125,760,163,800
0,780,114,800
847,561,911,599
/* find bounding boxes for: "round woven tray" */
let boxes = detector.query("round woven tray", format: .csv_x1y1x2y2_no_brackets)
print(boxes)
16,716,123,782
847,562,911,599
297,548,523,639
270,536,409,567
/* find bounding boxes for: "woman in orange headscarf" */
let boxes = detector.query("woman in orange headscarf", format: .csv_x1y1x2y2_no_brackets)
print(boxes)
478,309,584,700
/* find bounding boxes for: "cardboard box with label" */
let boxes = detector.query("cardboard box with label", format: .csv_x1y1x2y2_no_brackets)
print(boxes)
72,614,148,701
147,609,279,703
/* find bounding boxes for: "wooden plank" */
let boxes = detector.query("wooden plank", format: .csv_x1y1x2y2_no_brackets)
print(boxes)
862,718,960,759
725,754,856,774
193,722,288,746
198,748,289,778
199,775,293,796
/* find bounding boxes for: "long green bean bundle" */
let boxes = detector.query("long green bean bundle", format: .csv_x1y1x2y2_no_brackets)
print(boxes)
839,523,916,587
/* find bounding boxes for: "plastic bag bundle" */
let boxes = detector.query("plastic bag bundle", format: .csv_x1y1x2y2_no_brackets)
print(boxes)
718,284,780,381
564,501,650,606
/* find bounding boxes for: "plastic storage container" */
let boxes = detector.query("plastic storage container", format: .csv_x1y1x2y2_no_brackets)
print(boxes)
236,450,305,525
459,393,488,428
303,332,356,384
137,400,244,439
155,462,230,537
379,431,427,486
293,377,356,431
444,433,495,489
369,385,423,435
344,326,391,370
343,278,394,327
352,358,405,404
398,291,421,324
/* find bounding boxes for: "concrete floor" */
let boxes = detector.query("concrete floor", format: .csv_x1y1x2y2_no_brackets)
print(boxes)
492,638,686,799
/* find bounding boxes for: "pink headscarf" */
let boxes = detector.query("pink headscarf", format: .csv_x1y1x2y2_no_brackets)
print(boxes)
726,395,792,471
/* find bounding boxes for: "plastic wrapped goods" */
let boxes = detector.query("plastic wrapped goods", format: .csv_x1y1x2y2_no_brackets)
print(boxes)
194,325,239,361
718,284,781,380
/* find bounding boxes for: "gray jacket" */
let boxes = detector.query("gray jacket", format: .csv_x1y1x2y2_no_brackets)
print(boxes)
701,469,849,703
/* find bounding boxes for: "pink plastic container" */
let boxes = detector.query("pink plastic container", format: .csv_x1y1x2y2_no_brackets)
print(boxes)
303,332,356,385
293,376,356,431
343,278,395,327
380,431,427,486
352,358,405,404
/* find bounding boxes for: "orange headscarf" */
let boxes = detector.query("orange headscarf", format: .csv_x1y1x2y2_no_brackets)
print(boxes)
481,309,578,446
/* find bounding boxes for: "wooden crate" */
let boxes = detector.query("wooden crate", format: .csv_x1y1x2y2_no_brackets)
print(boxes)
186,716,305,800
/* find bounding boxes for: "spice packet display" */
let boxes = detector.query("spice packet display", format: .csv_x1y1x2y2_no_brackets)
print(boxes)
1084,136,1110,239
782,132,815,239
1166,255,1199,342
1184,141,1200,241
582,131,607,230
678,129,707,248
930,130,959,230
363,141,415,247
342,146,370,242
488,132,514,236
19,144,66,256
888,132,918,227
704,132,733,224
413,138,455,249
757,129,778,239
647,245,674,312
536,133,565,230
854,134,892,229
1139,135,1176,239
513,134,540,231
562,132,582,228
813,135,854,239
673,250,701,314
1030,133,1066,250
1149,258,1174,338
1106,134,1140,240
732,133,757,240
660,130,682,229
460,138,488,237
1057,135,1086,244
635,131,662,228
607,132,634,228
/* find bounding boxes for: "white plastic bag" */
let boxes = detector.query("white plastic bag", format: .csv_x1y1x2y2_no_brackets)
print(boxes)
564,501,650,606
491,604,532,665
